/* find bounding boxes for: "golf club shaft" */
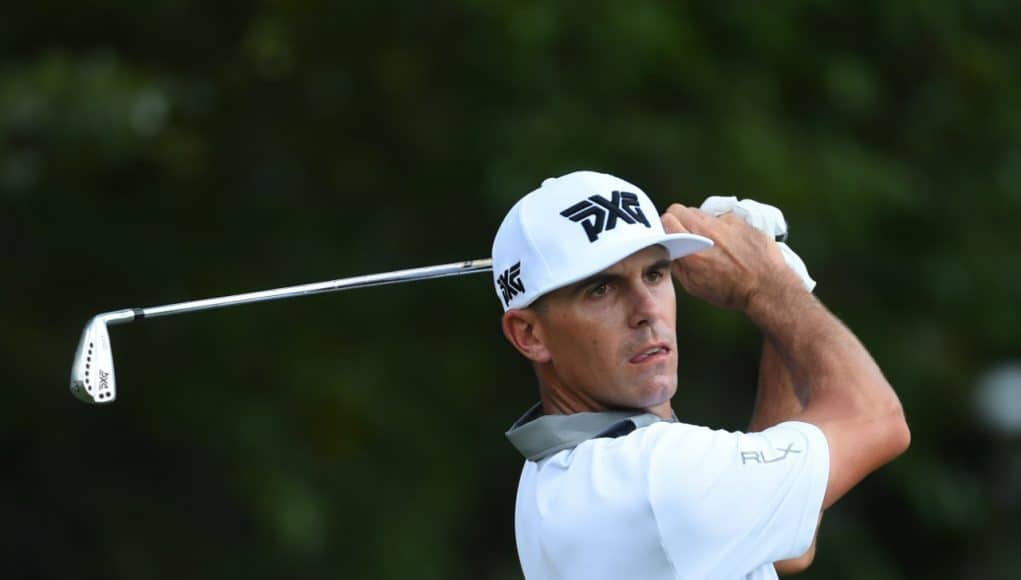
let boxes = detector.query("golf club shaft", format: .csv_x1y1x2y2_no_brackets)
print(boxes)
113,258,493,324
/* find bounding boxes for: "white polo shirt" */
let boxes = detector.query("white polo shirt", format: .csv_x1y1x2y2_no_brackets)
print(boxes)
506,405,829,580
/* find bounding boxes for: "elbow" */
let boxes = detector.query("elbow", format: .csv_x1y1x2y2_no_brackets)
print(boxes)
853,387,911,464
775,542,816,576
881,396,911,460
891,410,911,457
775,513,820,576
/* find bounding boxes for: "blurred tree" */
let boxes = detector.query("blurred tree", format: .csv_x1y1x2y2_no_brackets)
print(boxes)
2,0,1018,578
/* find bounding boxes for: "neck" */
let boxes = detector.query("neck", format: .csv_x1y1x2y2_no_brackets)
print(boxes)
536,369,675,420
539,385,606,416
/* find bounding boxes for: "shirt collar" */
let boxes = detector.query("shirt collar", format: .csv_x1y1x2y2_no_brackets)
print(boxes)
505,402,671,461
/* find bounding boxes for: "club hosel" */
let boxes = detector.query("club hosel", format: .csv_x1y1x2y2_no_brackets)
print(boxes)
97,308,142,326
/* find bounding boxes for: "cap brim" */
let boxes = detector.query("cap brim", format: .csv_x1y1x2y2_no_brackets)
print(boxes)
657,232,715,260
519,232,713,308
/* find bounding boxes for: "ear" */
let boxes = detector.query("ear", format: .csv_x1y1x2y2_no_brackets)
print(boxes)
501,308,552,363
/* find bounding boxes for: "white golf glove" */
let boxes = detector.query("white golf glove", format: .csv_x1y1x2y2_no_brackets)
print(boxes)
699,196,817,292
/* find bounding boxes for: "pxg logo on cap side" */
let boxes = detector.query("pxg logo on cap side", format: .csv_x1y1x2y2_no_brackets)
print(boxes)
560,191,651,242
498,262,525,306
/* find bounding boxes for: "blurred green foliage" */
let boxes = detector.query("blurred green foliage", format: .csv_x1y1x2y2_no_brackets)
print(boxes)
3,1,1019,578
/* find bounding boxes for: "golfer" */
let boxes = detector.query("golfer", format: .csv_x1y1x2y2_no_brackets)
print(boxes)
492,171,910,579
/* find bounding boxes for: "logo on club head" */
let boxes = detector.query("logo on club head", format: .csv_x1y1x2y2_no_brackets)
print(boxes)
560,191,651,242
497,262,525,306
99,369,110,391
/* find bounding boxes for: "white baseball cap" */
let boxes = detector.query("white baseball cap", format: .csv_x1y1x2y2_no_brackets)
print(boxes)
492,170,714,310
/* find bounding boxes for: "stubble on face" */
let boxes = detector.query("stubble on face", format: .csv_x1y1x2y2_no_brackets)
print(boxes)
533,246,679,417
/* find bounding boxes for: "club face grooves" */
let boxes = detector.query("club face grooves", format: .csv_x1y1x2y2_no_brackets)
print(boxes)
70,316,118,404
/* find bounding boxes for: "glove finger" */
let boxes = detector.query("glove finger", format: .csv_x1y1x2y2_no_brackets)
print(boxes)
699,196,739,216
736,199,787,237
778,243,816,292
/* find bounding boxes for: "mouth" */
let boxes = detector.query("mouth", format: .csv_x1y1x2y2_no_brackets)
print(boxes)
629,344,671,365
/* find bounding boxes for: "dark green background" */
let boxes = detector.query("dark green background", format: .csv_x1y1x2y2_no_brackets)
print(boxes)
4,1,1019,578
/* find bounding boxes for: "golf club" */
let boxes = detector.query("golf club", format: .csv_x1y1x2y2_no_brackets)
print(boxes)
70,258,493,404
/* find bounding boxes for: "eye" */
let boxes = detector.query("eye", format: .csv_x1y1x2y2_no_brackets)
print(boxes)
645,269,665,283
589,282,609,297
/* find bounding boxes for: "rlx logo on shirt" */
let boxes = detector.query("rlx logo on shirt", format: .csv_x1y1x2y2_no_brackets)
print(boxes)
560,191,651,242
740,443,802,465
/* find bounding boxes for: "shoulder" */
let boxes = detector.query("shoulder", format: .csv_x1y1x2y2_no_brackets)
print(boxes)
640,419,829,462
645,421,830,553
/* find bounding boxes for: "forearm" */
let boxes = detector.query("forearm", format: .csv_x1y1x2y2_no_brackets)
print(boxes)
744,269,899,415
750,335,822,574
748,338,804,432
750,334,823,575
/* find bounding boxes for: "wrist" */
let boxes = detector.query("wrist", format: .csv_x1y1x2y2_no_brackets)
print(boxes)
745,267,812,329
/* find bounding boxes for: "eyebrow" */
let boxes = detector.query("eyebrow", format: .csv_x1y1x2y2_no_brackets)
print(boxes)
648,258,672,273
568,258,673,296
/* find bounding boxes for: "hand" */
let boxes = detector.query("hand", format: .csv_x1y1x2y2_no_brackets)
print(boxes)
661,204,800,311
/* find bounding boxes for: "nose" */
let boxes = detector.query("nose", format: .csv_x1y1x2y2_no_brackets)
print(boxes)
627,283,661,329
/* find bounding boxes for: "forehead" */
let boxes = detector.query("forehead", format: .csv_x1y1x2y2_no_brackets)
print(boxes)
536,244,669,306
594,244,669,274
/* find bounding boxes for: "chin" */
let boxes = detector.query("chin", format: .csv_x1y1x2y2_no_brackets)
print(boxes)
633,379,677,409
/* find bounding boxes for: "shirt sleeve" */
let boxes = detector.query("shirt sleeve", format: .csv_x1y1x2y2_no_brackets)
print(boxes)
644,420,829,578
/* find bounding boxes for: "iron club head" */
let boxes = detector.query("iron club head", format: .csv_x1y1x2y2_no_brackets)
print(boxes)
70,310,137,404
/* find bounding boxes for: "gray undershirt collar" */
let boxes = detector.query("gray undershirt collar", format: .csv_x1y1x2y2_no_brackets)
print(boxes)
506,402,672,461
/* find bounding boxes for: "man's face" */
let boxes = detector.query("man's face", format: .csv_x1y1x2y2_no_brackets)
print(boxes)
532,245,678,414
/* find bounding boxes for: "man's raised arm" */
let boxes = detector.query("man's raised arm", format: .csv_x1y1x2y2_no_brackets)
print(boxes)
662,204,910,510
745,264,910,508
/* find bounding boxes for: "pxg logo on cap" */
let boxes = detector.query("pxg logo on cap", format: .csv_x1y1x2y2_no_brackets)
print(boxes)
496,262,525,306
560,190,652,242
491,170,713,311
